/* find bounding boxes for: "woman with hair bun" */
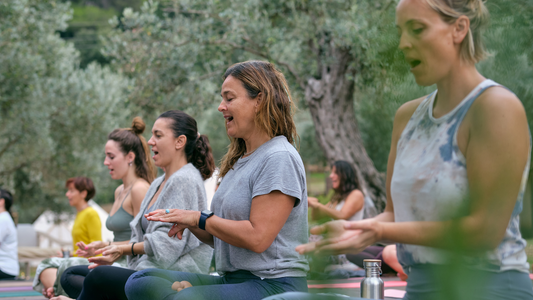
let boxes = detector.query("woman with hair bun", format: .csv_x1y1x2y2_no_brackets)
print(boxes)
52,111,214,300
47,117,155,299
0,188,18,280
125,61,309,300
283,0,533,299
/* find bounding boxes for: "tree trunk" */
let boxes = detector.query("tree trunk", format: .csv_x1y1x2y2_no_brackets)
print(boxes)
304,44,386,215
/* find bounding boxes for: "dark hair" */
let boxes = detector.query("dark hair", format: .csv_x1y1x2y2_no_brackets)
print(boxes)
157,110,215,180
108,117,157,183
219,60,298,177
331,160,361,203
0,188,13,213
65,177,95,201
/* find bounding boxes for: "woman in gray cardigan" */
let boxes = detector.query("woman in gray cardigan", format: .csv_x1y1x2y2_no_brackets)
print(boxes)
52,110,215,300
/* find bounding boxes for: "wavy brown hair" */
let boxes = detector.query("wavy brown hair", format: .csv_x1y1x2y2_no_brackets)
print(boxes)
219,61,299,177
108,117,157,183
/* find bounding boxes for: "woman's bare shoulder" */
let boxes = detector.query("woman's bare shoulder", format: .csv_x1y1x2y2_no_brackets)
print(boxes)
391,95,428,138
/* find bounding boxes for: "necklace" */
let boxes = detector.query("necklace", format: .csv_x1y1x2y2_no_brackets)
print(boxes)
242,148,256,157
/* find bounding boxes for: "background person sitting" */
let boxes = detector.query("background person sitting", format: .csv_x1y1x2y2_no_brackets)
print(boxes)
33,177,101,297
308,160,364,223
0,188,18,280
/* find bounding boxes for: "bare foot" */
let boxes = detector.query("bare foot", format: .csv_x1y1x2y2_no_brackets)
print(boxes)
50,296,74,300
171,280,192,292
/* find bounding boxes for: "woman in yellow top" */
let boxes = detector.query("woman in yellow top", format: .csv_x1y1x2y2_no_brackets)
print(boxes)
68,177,102,253
34,177,101,298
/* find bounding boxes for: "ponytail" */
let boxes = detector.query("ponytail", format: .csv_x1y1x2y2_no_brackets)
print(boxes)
157,110,216,180
192,135,215,180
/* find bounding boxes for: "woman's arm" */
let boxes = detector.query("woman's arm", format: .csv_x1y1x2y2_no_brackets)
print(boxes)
149,190,296,253
310,190,364,220
302,90,530,254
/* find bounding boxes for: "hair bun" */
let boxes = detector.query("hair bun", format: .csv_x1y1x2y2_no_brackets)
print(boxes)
131,116,146,135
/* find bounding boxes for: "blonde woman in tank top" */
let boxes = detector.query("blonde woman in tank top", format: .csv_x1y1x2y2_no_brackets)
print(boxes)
308,160,364,222
289,0,533,300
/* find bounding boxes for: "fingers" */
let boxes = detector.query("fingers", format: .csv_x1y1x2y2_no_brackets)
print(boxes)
309,224,327,235
168,225,185,239
344,220,370,230
145,209,166,218
295,242,317,254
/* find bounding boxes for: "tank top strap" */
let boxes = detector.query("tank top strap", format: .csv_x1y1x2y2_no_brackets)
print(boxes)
119,184,134,209
444,79,500,126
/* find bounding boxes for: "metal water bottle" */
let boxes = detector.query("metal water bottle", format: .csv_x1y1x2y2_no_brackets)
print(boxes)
360,259,384,299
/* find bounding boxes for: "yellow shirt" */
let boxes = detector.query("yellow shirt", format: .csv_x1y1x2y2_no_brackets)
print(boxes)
71,206,101,256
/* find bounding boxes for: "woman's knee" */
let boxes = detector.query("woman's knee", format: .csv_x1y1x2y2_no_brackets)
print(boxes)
84,266,114,287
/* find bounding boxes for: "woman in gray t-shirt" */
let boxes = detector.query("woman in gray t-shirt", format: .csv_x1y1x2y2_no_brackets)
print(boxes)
125,61,309,300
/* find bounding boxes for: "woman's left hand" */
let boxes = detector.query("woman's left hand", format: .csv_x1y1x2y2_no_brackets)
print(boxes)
145,209,201,239
87,245,122,269
296,219,383,255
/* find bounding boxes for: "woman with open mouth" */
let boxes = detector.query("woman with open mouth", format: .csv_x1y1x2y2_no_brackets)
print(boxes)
271,0,533,299
52,110,215,300
125,61,309,300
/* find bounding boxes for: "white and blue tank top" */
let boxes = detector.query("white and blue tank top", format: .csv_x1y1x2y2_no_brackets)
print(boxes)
391,79,530,273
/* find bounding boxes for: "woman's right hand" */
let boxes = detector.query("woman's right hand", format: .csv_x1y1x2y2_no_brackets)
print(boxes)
87,245,122,269
75,241,105,257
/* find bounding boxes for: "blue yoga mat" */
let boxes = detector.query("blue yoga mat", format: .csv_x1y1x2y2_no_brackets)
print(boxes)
0,291,42,297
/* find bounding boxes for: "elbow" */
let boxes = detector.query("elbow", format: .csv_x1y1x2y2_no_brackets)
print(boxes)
247,238,272,254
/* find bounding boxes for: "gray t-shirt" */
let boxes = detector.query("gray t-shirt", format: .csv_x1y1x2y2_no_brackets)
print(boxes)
212,136,309,278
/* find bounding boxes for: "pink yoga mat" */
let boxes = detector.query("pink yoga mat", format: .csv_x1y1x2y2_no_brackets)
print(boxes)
308,280,407,289
384,289,406,298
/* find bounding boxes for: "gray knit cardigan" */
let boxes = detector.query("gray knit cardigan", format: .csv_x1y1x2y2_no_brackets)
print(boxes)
126,163,213,273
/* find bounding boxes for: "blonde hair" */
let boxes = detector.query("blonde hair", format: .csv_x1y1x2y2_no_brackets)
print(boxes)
219,61,299,177
425,0,490,64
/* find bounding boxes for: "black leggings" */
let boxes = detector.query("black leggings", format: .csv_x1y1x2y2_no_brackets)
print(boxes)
61,265,135,300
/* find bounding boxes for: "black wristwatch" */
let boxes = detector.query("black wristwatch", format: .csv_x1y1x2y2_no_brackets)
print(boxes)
199,210,214,230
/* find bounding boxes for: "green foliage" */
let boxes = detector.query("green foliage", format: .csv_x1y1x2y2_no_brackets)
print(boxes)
0,0,131,222
100,0,397,167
